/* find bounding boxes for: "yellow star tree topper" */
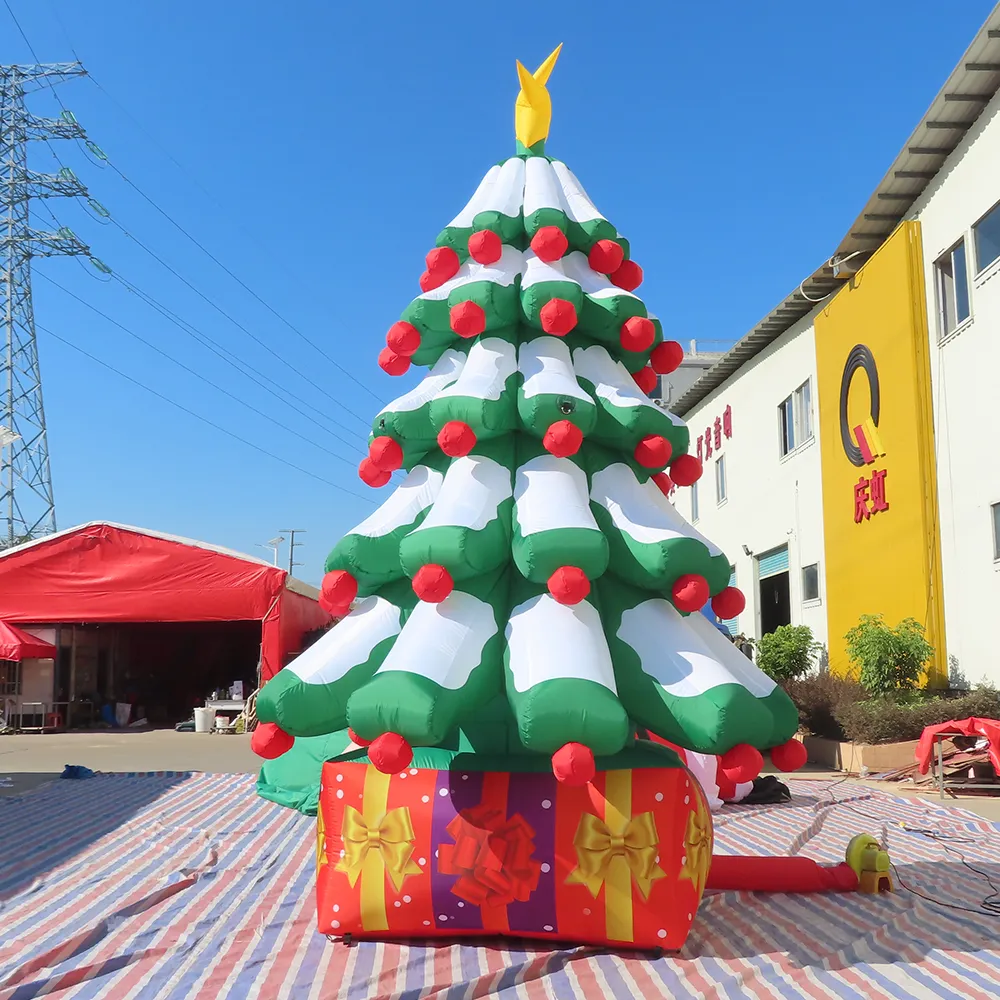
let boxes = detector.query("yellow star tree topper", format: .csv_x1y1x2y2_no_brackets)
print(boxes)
515,44,563,149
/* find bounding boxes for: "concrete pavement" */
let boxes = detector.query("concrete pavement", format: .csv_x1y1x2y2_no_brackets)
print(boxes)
3,731,1000,822
0,729,259,796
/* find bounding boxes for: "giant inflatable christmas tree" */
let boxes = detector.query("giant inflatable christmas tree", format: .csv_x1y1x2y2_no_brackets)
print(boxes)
252,47,814,951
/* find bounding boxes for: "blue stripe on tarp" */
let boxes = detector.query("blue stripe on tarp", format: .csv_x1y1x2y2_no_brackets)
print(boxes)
757,545,789,579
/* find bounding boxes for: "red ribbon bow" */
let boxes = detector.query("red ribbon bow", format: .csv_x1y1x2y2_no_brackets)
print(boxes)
438,805,541,909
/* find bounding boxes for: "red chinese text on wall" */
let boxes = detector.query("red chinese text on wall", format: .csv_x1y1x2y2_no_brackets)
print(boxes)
696,405,733,462
853,469,889,523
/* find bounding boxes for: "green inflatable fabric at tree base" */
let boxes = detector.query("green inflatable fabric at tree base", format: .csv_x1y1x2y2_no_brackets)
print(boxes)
254,45,805,801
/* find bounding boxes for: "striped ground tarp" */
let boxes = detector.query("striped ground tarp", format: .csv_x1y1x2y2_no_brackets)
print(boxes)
2,772,1000,999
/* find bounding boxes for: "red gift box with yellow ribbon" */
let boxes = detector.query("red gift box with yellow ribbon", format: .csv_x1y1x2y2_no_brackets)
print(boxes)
317,752,712,950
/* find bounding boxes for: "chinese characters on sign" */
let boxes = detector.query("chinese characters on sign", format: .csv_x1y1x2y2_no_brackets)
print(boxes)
696,405,733,462
853,469,889,523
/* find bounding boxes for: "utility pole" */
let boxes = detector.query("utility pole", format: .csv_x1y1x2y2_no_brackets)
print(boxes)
280,528,306,576
1,62,91,546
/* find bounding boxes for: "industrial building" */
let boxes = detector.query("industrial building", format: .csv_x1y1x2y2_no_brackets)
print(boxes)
668,10,1000,686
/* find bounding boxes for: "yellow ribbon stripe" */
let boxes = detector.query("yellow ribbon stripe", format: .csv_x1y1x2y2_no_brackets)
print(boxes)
567,770,666,942
679,791,712,898
333,766,422,931
316,804,327,872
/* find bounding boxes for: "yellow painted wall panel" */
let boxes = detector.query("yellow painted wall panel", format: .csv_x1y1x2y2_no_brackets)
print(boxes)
815,222,946,684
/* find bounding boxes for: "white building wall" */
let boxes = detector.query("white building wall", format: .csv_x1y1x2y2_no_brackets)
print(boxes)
910,89,1000,686
675,314,828,650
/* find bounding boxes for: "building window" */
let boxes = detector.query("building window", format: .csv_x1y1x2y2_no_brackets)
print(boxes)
802,563,820,602
0,660,20,697
715,454,727,504
778,380,813,457
935,240,971,338
993,502,1000,562
691,481,699,523
975,201,1000,274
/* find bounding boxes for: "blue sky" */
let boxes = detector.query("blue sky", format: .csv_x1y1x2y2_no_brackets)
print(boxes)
4,0,995,583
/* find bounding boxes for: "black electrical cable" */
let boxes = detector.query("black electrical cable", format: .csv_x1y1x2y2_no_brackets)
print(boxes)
819,781,1000,917
36,322,377,504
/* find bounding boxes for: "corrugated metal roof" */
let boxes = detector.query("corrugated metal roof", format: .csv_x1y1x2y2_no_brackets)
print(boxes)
674,9,1000,416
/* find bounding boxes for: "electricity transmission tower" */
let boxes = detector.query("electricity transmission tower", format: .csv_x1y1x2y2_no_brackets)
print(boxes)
1,62,90,547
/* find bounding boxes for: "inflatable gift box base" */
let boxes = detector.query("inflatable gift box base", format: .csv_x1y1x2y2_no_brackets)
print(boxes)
316,747,712,951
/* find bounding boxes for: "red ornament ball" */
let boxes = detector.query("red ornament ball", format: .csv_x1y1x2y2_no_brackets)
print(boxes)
378,347,410,377
449,300,486,338
712,586,746,621
425,246,460,279
634,434,672,469
771,738,809,773
620,316,656,352
669,453,703,487
358,457,392,488
588,239,625,275
386,321,421,357
412,563,454,603
347,727,373,748
419,269,445,293
547,565,591,605
610,258,643,291
632,366,658,395
650,340,684,374
539,297,578,336
369,732,413,774
468,229,503,265
368,435,403,472
720,743,764,784
543,419,584,458
552,742,596,786
319,569,358,615
531,225,569,262
652,471,674,496
437,420,477,457
251,722,294,760
672,573,709,612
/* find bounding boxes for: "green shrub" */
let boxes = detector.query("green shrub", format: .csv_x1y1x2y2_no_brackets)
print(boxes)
834,686,1000,744
754,625,821,682
843,614,933,696
781,673,865,741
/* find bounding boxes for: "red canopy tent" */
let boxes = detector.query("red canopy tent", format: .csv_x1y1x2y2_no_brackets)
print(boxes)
0,621,58,660
0,522,331,680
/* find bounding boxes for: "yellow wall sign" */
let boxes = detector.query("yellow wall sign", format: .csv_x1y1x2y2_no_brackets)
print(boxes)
815,222,946,684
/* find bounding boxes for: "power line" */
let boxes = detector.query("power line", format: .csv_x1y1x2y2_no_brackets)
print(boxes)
42,0,81,62
81,76,383,405
106,217,371,427
4,1,41,62
111,273,367,452
35,323,377,504
32,198,366,451
35,271,364,469
6,0,379,428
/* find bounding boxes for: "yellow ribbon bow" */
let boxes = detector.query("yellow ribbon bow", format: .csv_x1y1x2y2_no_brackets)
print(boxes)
335,805,422,893
679,797,712,897
567,811,666,901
